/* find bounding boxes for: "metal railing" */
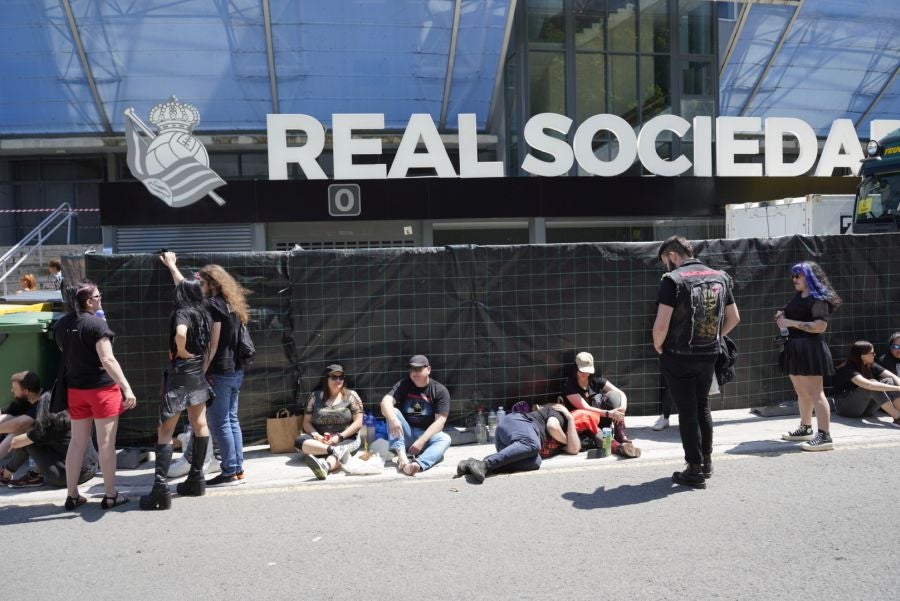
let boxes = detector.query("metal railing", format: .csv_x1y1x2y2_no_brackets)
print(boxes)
0,203,76,296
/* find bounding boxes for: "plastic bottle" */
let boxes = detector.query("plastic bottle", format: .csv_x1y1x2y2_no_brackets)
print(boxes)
601,427,612,457
95,308,106,320
496,406,506,423
779,325,790,337
475,409,487,444
487,409,497,443
374,417,388,441
365,412,377,447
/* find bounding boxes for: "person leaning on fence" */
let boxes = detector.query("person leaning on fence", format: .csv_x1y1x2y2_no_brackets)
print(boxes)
140,278,215,510
1,371,98,489
54,280,137,510
776,261,841,451
559,351,640,458
830,341,900,425
380,355,451,476
457,403,580,483
296,364,364,480
652,236,740,489
161,252,250,487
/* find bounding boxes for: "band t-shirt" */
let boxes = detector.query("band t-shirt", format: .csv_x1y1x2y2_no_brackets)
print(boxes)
54,312,116,389
388,378,450,429
832,363,886,395
3,397,38,420
560,374,609,410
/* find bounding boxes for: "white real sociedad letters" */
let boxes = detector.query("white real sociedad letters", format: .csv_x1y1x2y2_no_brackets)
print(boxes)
268,113,900,180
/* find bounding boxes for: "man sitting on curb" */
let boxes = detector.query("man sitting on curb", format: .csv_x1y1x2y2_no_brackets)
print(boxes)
0,371,98,488
457,403,580,483
380,355,452,476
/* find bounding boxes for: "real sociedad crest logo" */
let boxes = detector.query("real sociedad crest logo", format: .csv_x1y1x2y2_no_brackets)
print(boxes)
124,96,225,207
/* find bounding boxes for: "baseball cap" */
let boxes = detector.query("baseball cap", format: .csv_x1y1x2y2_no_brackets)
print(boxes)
575,352,595,374
324,363,344,375
409,355,430,368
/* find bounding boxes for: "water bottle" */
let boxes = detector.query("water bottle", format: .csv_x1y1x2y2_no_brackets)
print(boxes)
779,325,789,337
365,412,377,447
374,417,388,441
496,406,506,423
95,308,106,320
487,409,497,443
601,427,612,457
475,409,487,444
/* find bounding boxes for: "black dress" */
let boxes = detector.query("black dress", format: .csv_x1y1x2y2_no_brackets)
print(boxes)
780,293,834,376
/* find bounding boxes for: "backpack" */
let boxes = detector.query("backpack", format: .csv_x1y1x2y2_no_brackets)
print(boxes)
232,312,256,367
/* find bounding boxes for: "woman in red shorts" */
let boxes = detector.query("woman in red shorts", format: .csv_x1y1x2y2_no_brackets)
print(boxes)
54,281,137,510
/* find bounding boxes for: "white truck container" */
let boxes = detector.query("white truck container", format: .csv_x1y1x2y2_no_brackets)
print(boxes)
725,194,856,239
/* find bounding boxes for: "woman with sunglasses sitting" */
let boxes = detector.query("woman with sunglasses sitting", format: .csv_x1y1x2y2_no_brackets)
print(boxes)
296,364,364,480
877,332,900,380
831,340,900,425
776,261,841,451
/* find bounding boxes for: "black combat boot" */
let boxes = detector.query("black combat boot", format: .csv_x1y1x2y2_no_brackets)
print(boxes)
672,463,706,489
701,454,713,478
140,444,173,510
176,435,208,497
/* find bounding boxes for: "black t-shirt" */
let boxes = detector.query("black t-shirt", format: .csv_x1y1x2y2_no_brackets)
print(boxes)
526,406,567,445
832,363,885,395
388,378,451,429
877,353,899,378
206,296,236,374
782,293,830,338
169,309,207,358
54,312,116,389
560,374,609,411
3,397,38,420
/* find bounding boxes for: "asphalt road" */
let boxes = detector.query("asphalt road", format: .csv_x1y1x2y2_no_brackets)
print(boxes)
3,442,897,601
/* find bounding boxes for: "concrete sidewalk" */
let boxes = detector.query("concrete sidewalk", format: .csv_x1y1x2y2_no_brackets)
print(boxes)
4,409,900,506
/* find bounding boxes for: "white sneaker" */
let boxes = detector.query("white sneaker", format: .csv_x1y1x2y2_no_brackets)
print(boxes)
651,416,669,431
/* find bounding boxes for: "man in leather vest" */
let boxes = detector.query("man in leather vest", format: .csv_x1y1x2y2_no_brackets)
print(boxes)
652,236,740,489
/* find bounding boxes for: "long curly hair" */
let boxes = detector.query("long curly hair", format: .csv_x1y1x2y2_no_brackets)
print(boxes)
198,264,250,325
791,261,841,312
839,340,874,379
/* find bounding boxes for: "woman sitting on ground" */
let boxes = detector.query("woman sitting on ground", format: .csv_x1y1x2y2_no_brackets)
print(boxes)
831,340,900,426
296,364,364,480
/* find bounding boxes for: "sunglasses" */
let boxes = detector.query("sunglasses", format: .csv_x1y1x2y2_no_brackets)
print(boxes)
890,344,900,350
89,294,102,300
328,375,344,381
791,273,803,279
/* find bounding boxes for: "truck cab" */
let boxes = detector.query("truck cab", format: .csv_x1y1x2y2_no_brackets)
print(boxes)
853,128,900,233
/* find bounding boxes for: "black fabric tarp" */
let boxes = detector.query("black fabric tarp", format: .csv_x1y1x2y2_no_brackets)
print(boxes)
79,234,899,446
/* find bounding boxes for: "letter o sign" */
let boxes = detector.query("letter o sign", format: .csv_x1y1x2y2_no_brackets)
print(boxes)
328,184,361,217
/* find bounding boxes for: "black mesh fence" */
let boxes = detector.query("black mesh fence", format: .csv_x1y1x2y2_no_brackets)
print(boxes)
80,233,900,446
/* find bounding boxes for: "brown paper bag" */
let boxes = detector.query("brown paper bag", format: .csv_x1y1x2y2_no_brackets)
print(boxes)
267,409,299,453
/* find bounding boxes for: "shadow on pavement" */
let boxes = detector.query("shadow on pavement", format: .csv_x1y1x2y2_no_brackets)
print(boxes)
0,498,130,525
561,476,691,509
725,440,802,457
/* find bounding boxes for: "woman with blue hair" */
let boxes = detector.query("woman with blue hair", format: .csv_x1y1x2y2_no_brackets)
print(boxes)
776,261,842,451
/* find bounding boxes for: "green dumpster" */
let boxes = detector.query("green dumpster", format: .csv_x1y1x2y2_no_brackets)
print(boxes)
0,312,63,390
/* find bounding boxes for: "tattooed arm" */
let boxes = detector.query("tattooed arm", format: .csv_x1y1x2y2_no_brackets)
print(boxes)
776,316,827,334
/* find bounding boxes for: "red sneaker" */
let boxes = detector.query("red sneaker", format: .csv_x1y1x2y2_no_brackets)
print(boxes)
9,471,44,488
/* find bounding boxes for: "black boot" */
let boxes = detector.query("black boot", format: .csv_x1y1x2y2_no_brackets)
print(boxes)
140,444,173,510
672,463,706,489
467,459,488,484
176,435,208,497
701,454,713,478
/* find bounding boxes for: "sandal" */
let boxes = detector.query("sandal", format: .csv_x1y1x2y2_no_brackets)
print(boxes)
100,491,129,510
65,495,88,510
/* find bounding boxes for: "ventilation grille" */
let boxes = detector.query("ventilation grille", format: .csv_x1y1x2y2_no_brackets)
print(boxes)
274,240,415,251
115,225,254,253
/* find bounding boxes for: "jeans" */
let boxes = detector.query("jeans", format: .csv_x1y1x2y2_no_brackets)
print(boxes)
661,354,716,464
208,371,244,476
387,408,450,471
484,413,542,474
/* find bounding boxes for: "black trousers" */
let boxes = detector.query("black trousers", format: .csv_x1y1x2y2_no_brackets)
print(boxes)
3,444,96,487
660,354,716,464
